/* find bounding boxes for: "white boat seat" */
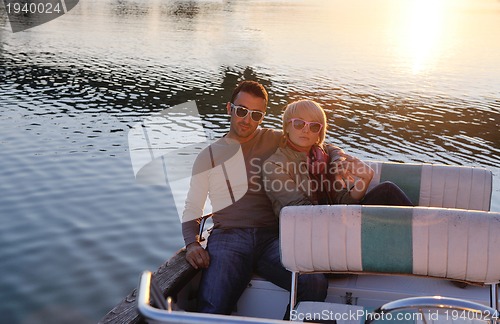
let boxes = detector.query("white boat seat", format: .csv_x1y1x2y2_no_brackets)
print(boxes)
280,205,500,320
366,162,492,211
280,205,500,285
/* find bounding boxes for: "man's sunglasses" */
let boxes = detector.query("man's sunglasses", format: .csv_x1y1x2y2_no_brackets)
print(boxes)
231,103,266,122
289,118,323,133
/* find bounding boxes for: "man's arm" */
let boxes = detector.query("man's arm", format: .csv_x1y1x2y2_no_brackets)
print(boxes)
329,151,374,201
325,144,374,202
181,218,201,247
181,149,211,269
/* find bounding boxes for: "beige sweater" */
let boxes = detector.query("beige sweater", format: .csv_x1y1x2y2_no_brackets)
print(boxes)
181,128,283,246
262,143,359,217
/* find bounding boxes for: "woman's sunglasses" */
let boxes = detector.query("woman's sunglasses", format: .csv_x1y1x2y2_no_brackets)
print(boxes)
231,103,266,122
289,118,323,133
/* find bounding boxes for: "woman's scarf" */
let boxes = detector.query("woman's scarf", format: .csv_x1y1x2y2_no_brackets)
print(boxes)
308,144,329,175
286,139,333,204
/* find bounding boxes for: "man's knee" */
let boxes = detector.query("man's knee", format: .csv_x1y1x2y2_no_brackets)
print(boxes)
379,181,397,191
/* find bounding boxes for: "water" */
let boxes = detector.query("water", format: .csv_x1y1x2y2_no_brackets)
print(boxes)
0,0,499,323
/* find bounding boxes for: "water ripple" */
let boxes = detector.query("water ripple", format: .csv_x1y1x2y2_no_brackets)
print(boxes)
0,1,499,322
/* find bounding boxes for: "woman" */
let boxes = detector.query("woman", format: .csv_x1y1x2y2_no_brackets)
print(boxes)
262,99,413,217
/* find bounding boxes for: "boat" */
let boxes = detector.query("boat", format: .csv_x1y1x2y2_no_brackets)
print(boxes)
100,161,500,324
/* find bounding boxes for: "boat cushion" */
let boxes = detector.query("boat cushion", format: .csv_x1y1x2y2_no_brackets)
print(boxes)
366,162,492,211
280,205,500,285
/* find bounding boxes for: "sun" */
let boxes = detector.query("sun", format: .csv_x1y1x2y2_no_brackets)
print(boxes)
400,0,449,74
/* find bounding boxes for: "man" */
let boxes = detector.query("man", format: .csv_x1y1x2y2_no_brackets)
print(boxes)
181,81,327,315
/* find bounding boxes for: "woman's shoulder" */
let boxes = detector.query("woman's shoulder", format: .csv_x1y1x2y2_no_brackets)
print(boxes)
264,144,305,166
322,142,343,151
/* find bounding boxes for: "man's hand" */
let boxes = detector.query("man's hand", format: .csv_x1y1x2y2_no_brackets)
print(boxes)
334,153,373,181
185,242,210,269
331,152,374,201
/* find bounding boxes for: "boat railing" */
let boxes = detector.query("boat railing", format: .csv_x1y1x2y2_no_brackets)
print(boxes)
137,270,289,324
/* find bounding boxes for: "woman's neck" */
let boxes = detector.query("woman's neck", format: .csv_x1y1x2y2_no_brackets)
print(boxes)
286,138,311,153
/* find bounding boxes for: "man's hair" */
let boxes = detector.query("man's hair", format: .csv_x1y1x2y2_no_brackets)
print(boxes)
230,81,268,106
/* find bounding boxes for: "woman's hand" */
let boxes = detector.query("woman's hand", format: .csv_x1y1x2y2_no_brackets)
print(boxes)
336,153,373,178
332,153,374,200
185,242,210,269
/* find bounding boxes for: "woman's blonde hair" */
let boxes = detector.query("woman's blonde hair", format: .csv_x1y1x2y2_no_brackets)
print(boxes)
282,100,327,145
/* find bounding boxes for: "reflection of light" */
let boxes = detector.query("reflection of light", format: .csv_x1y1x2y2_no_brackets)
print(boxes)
405,0,446,74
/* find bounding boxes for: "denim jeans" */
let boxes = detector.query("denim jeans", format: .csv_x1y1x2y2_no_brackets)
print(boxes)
197,227,328,314
361,181,413,206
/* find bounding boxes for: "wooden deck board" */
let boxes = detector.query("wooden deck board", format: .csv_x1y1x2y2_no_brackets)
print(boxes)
99,248,198,324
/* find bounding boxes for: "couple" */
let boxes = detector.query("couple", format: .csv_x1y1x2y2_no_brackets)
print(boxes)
181,80,412,316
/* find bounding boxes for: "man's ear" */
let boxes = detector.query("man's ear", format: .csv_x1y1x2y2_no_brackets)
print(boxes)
226,102,232,115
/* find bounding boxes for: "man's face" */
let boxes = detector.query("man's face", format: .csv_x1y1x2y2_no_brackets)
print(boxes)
226,91,266,141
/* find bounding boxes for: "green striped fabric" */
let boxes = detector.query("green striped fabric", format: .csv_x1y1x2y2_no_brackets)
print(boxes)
380,163,422,205
361,207,413,273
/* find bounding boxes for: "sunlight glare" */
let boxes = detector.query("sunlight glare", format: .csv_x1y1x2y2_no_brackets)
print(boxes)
404,0,447,74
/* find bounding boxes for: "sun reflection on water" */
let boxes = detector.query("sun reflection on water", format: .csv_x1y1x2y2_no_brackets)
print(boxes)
404,0,447,74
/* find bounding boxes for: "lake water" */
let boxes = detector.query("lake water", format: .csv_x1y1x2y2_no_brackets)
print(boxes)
0,0,499,323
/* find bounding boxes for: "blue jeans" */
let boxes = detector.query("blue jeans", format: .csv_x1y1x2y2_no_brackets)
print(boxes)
361,181,413,206
197,227,328,314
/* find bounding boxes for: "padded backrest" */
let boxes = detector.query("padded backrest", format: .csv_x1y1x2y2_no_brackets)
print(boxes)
280,205,500,285
366,162,492,211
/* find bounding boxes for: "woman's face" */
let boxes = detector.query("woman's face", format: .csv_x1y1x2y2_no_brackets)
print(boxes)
286,114,323,150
